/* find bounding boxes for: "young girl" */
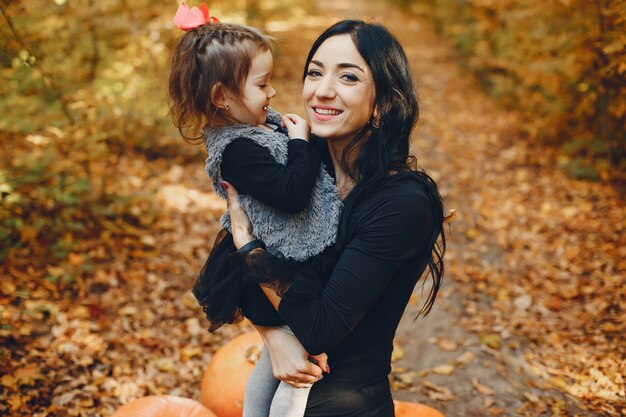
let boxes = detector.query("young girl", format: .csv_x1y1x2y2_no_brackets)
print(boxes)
167,3,341,417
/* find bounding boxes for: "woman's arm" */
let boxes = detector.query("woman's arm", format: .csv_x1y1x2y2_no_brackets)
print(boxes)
225,181,434,355
221,138,321,213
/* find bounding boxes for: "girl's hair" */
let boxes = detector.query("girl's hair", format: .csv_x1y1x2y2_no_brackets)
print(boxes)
304,20,446,316
168,23,271,142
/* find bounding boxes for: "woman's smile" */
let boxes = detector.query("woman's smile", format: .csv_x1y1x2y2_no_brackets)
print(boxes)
311,105,344,121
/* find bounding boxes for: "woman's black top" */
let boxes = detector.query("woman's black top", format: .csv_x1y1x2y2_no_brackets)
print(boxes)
198,137,436,416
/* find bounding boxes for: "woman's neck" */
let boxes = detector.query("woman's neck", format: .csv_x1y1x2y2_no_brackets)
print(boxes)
327,139,356,200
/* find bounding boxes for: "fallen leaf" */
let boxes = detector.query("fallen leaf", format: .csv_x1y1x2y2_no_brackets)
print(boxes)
547,377,568,389
454,351,475,366
391,339,405,362
472,377,496,395
432,364,455,375
524,392,540,403
421,380,456,401
437,338,458,351
1,374,16,388
14,365,45,385
487,406,505,416
479,333,502,350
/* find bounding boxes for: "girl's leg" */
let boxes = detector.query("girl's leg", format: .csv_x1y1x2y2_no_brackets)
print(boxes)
269,381,312,417
243,345,280,417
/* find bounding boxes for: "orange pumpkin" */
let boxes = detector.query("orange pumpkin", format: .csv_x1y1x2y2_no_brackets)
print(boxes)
111,395,217,417
201,331,263,417
394,400,445,417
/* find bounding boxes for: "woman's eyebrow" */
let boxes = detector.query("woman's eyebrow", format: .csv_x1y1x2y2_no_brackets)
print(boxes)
337,63,365,72
309,60,365,73
253,72,271,80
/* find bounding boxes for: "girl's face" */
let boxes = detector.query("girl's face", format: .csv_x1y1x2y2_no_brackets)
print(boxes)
227,49,277,125
302,34,376,143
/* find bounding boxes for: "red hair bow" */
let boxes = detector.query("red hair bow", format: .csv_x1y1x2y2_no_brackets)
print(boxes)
173,2,220,31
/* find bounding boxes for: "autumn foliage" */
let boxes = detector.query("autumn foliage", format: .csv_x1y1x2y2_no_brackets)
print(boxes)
405,0,626,181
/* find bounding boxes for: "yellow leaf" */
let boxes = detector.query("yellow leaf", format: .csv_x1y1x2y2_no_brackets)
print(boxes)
455,351,475,366
14,364,44,385
437,338,458,351
548,377,568,389
180,346,203,362
432,364,455,375
67,253,83,267
479,333,502,350
391,339,405,362
1,374,16,388
472,377,496,395
9,394,22,410
118,306,138,316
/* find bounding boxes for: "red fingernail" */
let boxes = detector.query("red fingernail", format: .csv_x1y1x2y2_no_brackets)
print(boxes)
218,181,229,190
325,365,330,374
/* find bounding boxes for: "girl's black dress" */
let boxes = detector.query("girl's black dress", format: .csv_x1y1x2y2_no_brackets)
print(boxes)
196,138,436,417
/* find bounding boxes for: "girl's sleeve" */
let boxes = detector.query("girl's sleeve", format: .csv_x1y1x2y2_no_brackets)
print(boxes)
276,193,434,355
220,137,322,213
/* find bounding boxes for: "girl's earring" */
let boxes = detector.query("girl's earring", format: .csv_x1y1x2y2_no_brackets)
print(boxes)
372,118,381,128
224,104,230,111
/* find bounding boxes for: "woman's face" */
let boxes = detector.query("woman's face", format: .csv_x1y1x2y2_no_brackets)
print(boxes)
303,34,376,143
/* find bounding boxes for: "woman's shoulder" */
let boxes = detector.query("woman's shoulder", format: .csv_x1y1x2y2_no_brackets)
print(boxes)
369,171,432,206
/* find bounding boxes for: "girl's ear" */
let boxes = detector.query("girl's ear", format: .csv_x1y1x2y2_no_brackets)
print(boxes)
210,83,228,109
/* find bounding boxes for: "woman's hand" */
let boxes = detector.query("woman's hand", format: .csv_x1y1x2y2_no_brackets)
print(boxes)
255,325,328,388
220,181,255,249
282,114,310,142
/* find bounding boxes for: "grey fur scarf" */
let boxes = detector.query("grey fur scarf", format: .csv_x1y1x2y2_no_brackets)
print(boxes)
204,108,341,261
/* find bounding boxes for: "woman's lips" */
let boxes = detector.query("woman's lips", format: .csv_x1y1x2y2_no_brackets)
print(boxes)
311,106,343,121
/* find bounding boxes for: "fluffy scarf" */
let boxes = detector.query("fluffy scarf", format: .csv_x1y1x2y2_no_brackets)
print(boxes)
204,108,341,261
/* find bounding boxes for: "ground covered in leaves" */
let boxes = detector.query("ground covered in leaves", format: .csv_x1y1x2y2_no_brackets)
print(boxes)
1,1,624,416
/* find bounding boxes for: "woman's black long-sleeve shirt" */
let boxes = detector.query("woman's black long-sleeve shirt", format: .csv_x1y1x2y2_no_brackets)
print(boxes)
203,136,438,416
239,171,436,417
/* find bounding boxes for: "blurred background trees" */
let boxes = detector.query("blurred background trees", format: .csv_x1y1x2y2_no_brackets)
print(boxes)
402,0,625,180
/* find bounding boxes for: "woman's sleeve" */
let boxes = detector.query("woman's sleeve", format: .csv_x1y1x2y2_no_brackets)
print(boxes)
221,138,322,213
276,193,434,355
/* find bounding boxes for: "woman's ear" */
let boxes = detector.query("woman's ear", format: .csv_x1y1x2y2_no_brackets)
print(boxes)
210,83,228,109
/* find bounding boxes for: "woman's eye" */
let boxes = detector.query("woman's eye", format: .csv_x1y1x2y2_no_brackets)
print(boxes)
341,73,359,82
307,69,322,78
258,84,268,88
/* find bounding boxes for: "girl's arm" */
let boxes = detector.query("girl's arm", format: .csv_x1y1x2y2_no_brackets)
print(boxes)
253,325,328,387
221,137,321,213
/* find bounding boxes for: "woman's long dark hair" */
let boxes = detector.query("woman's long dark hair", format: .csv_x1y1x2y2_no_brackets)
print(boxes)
304,20,446,316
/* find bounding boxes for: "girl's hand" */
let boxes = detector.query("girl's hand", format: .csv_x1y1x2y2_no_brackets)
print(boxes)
282,114,310,142
255,326,327,388
221,181,255,249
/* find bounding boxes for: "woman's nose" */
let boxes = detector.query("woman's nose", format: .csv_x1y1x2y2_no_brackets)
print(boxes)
268,86,277,99
315,77,336,99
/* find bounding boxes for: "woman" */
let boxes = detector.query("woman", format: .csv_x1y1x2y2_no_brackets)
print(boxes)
222,20,446,415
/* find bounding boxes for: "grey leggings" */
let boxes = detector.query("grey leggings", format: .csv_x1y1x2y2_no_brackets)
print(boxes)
243,344,312,417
